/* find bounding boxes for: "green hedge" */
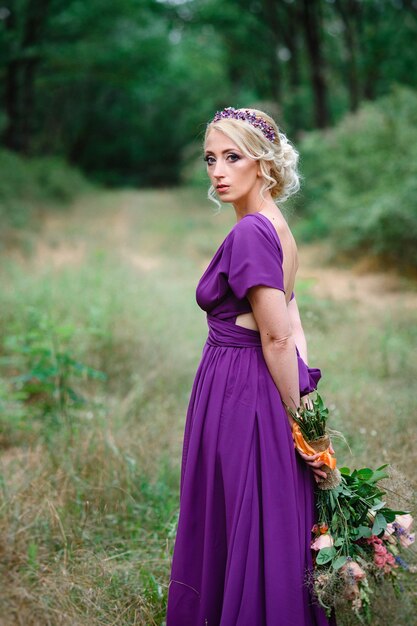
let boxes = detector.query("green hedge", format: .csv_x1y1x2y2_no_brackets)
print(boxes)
0,150,92,231
297,84,417,268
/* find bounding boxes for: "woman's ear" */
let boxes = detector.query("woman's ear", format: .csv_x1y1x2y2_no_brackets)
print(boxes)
256,164,270,178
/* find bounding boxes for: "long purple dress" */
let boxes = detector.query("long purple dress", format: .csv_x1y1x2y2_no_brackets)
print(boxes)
166,212,335,626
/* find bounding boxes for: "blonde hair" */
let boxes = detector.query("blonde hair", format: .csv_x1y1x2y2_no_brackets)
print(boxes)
204,107,301,211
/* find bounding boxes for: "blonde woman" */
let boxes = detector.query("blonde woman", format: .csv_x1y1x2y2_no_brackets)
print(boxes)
166,107,336,626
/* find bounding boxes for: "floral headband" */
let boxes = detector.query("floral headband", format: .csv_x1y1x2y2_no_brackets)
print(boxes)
208,106,276,143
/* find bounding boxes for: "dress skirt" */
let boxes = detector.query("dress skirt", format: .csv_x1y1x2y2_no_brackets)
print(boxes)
166,314,335,626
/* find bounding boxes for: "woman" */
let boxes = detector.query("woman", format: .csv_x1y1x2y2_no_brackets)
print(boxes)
166,107,336,626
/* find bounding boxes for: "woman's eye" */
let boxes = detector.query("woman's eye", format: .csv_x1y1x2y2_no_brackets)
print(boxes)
203,153,240,165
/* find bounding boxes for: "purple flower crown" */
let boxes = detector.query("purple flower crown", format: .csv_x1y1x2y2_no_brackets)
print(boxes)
208,106,276,143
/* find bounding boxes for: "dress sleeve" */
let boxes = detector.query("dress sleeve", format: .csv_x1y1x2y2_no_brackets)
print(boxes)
228,217,285,300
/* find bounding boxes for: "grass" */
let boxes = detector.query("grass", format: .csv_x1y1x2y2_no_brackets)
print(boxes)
0,186,416,624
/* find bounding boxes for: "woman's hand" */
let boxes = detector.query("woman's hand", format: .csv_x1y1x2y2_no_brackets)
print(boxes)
300,393,314,410
296,441,335,483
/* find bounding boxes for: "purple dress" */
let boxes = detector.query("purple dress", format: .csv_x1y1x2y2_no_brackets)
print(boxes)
166,212,335,626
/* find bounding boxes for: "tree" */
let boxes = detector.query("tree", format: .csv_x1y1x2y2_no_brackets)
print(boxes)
2,0,51,153
334,0,361,112
301,0,329,128
1,0,417,185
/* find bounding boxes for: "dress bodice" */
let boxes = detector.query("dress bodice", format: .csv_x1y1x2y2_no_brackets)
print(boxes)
196,212,293,324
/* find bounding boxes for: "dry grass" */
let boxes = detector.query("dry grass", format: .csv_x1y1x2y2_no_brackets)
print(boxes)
0,186,416,624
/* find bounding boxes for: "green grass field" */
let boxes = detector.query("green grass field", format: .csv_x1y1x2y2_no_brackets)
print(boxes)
0,187,416,625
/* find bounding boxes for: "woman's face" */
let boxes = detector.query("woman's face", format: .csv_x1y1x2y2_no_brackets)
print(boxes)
204,128,261,206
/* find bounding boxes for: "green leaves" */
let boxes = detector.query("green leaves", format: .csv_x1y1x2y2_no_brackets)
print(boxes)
357,468,374,481
370,465,390,483
356,525,373,539
289,391,330,442
332,556,348,570
316,547,337,565
4,310,107,423
315,463,405,569
371,513,387,537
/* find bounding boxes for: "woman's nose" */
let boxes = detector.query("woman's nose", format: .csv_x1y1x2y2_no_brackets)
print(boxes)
212,159,225,177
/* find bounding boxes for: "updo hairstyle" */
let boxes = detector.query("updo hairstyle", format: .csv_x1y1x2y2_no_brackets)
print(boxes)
204,108,301,211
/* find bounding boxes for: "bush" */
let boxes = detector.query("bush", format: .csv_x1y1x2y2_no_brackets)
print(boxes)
3,308,106,428
0,150,92,232
297,84,417,269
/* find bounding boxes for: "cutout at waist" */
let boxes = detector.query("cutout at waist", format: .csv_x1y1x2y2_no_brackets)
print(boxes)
235,312,259,332
235,307,290,331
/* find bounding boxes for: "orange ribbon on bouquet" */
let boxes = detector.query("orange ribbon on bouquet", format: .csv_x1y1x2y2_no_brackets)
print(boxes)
292,423,337,470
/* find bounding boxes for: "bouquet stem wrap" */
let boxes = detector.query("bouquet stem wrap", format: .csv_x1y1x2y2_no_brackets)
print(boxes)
292,423,341,490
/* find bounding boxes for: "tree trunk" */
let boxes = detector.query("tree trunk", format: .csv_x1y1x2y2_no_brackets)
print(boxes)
301,0,329,128
281,3,302,129
2,0,50,153
284,5,301,91
3,6,22,151
261,0,282,105
21,58,40,153
335,0,360,112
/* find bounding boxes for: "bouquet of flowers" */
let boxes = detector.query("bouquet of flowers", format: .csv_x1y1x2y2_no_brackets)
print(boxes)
290,393,416,623
288,393,342,490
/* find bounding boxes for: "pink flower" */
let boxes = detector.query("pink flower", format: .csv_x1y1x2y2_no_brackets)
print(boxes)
395,514,415,548
383,524,397,544
396,514,413,533
365,535,397,573
311,533,334,551
386,514,416,548
339,561,366,603
340,561,366,582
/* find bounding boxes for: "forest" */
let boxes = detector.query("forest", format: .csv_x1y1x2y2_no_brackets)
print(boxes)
1,0,417,267
1,0,417,180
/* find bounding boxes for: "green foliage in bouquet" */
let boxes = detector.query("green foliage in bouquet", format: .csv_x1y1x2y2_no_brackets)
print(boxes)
287,390,416,621
289,392,329,441
315,465,407,568
289,392,341,490
310,457,415,622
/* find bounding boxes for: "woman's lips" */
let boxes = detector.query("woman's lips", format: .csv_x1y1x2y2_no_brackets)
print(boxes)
217,185,229,193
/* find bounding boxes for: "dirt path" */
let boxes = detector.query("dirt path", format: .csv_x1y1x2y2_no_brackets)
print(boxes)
298,243,417,311
10,191,417,312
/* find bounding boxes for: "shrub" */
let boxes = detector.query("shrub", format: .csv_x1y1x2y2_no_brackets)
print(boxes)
0,150,92,233
1,307,106,435
297,84,417,269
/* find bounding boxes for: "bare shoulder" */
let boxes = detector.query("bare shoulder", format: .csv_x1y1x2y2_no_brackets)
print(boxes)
258,209,299,269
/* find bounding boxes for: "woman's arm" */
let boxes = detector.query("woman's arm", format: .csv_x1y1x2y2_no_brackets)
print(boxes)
247,286,300,416
287,296,313,409
287,296,308,365
247,285,327,482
